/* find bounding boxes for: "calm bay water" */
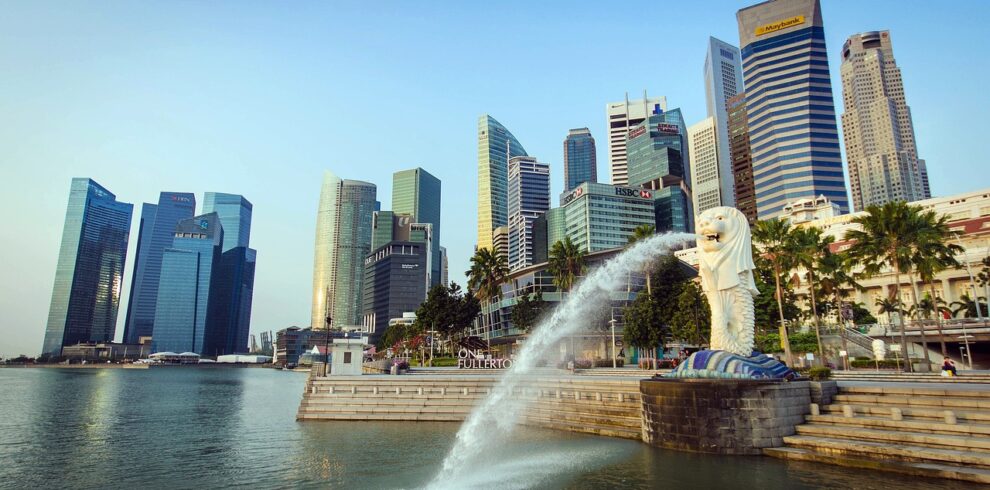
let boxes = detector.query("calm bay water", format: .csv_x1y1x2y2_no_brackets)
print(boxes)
0,368,954,489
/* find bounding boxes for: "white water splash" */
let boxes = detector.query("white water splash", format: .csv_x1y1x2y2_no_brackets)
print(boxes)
428,232,695,488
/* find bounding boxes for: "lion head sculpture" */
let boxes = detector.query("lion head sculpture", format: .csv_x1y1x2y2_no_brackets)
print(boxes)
695,206,758,294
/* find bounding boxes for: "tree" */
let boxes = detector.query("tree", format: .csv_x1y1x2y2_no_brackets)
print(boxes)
850,302,877,325
753,218,797,366
844,201,927,372
791,226,831,363
752,264,800,336
911,213,961,357
670,280,711,346
623,291,661,365
950,294,988,318
413,282,480,357
875,296,904,318
510,288,547,333
547,237,587,292
466,248,509,346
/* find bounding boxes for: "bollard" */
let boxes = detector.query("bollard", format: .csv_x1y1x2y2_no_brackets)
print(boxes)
311,386,317,395
351,386,356,394
944,410,957,425
618,393,624,403
574,391,580,400
417,387,423,395
890,408,902,421
395,387,400,395
463,387,468,396
596,392,602,402
842,405,854,418
328,386,334,394
440,387,446,396
373,387,378,395
810,403,820,416
556,390,561,399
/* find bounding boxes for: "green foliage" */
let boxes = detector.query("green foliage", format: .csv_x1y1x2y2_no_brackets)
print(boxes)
752,265,800,334
510,288,547,333
623,253,697,351
670,280,711,345
402,282,480,351
849,302,877,324
430,357,458,367
623,292,660,350
547,237,587,292
467,248,508,303
807,366,832,380
627,224,656,245
755,331,818,354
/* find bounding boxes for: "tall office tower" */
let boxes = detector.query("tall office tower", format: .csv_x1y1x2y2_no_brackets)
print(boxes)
728,93,758,224
439,246,448,287
688,117,723,214
626,108,693,232
202,192,256,354
392,167,442,286
362,241,429,343
152,213,223,354
42,178,133,356
492,226,510,264
123,192,195,344
841,30,928,210
312,172,377,329
477,115,528,250
552,183,658,252
507,156,551,272
563,128,597,192
918,160,931,198
703,36,744,208
737,0,849,218
606,92,667,186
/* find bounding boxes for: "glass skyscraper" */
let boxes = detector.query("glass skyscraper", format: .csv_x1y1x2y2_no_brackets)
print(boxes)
43,178,133,356
550,183,657,253
477,115,527,250
123,192,195,344
626,108,693,232
563,128,597,193
392,167,441,286
152,213,223,354
737,0,849,218
203,192,256,354
507,156,550,271
702,36,744,208
203,192,252,251
312,171,377,329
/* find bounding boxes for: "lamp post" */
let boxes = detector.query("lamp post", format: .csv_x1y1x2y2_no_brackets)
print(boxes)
609,317,617,368
324,314,332,377
955,233,978,369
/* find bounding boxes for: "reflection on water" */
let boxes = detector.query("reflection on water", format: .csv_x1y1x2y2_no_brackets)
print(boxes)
0,368,959,489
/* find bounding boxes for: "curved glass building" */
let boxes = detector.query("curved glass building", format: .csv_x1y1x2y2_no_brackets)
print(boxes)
477,115,527,250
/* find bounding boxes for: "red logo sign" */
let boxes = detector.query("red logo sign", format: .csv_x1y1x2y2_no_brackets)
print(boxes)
575,187,583,197
639,190,652,198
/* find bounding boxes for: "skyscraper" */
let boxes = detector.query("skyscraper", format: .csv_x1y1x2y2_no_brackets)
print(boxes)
606,93,667,186
551,183,658,252
737,0,849,218
123,192,195,344
312,171,377,329
507,156,550,271
841,30,929,210
478,115,528,251
728,93,758,224
362,241,429,343
440,246,448,287
703,36,744,208
152,213,223,354
42,178,133,356
688,117,723,214
392,167,442,286
626,108,693,232
563,128,597,192
202,192,256,354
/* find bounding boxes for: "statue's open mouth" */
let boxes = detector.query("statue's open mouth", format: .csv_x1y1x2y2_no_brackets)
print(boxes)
705,233,720,243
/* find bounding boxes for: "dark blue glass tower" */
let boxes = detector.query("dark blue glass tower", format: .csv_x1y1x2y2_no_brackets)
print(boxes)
203,192,256,354
122,192,195,344
203,192,252,252
152,213,223,354
563,128,597,193
625,108,693,233
43,178,133,356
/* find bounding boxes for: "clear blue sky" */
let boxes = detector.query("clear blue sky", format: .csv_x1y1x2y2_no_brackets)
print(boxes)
2,0,988,357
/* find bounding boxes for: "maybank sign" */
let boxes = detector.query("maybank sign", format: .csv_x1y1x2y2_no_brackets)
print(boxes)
755,15,805,36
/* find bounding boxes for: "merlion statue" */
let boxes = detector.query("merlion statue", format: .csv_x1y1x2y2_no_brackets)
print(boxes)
667,206,796,380
696,206,757,356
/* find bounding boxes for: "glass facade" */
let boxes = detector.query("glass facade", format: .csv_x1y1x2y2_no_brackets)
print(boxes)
312,172,377,330
654,187,691,233
361,241,429,343
737,0,849,218
202,192,252,252
507,156,550,271
123,192,195,344
703,36,744,208
43,178,133,356
563,128,597,193
554,182,657,253
625,108,688,189
392,167,442,286
477,115,527,250
152,213,223,354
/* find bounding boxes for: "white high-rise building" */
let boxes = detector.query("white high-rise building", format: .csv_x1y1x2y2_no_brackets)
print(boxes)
606,92,667,186
688,117,723,214
311,171,376,330
841,30,929,210
703,37,743,208
507,156,550,272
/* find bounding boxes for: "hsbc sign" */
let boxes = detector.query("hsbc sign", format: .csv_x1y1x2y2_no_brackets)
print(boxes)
614,187,652,199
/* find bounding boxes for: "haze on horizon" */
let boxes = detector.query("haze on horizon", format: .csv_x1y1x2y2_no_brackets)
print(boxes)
2,0,988,358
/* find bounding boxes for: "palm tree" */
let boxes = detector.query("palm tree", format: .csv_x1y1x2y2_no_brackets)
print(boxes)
950,294,988,318
845,201,926,372
627,224,656,295
548,237,587,362
753,218,796,367
875,296,904,320
466,247,508,348
911,211,962,357
791,226,830,364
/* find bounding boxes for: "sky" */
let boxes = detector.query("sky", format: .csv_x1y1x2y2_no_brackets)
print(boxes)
1,0,988,358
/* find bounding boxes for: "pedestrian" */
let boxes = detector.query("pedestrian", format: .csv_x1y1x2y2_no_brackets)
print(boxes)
941,357,957,377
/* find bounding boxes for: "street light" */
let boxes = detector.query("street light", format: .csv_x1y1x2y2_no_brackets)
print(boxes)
609,317,618,368
324,314,332,377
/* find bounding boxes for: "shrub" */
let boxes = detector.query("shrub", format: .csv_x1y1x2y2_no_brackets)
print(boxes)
592,358,624,368
430,357,458,367
573,359,593,369
807,366,832,381
638,358,678,369
392,359,410,370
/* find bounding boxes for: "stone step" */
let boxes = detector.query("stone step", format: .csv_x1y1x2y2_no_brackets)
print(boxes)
297,412,465,422
764,446,990,484
526,406,641,429
520,417,641,440
809,413,990,437
839,385,990,399
782,434,990,469
833,393,990,410
795,421,990,452
299,405,475,415
821,403,990,423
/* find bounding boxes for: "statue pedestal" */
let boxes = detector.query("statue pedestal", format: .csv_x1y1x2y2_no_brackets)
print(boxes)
639,378,810,455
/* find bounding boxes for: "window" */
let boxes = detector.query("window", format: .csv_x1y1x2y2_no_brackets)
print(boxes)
344,352,352,364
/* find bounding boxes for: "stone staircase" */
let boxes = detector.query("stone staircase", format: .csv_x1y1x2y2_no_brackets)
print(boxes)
765,384,990,483
296,374,643,439
831,371,990,384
